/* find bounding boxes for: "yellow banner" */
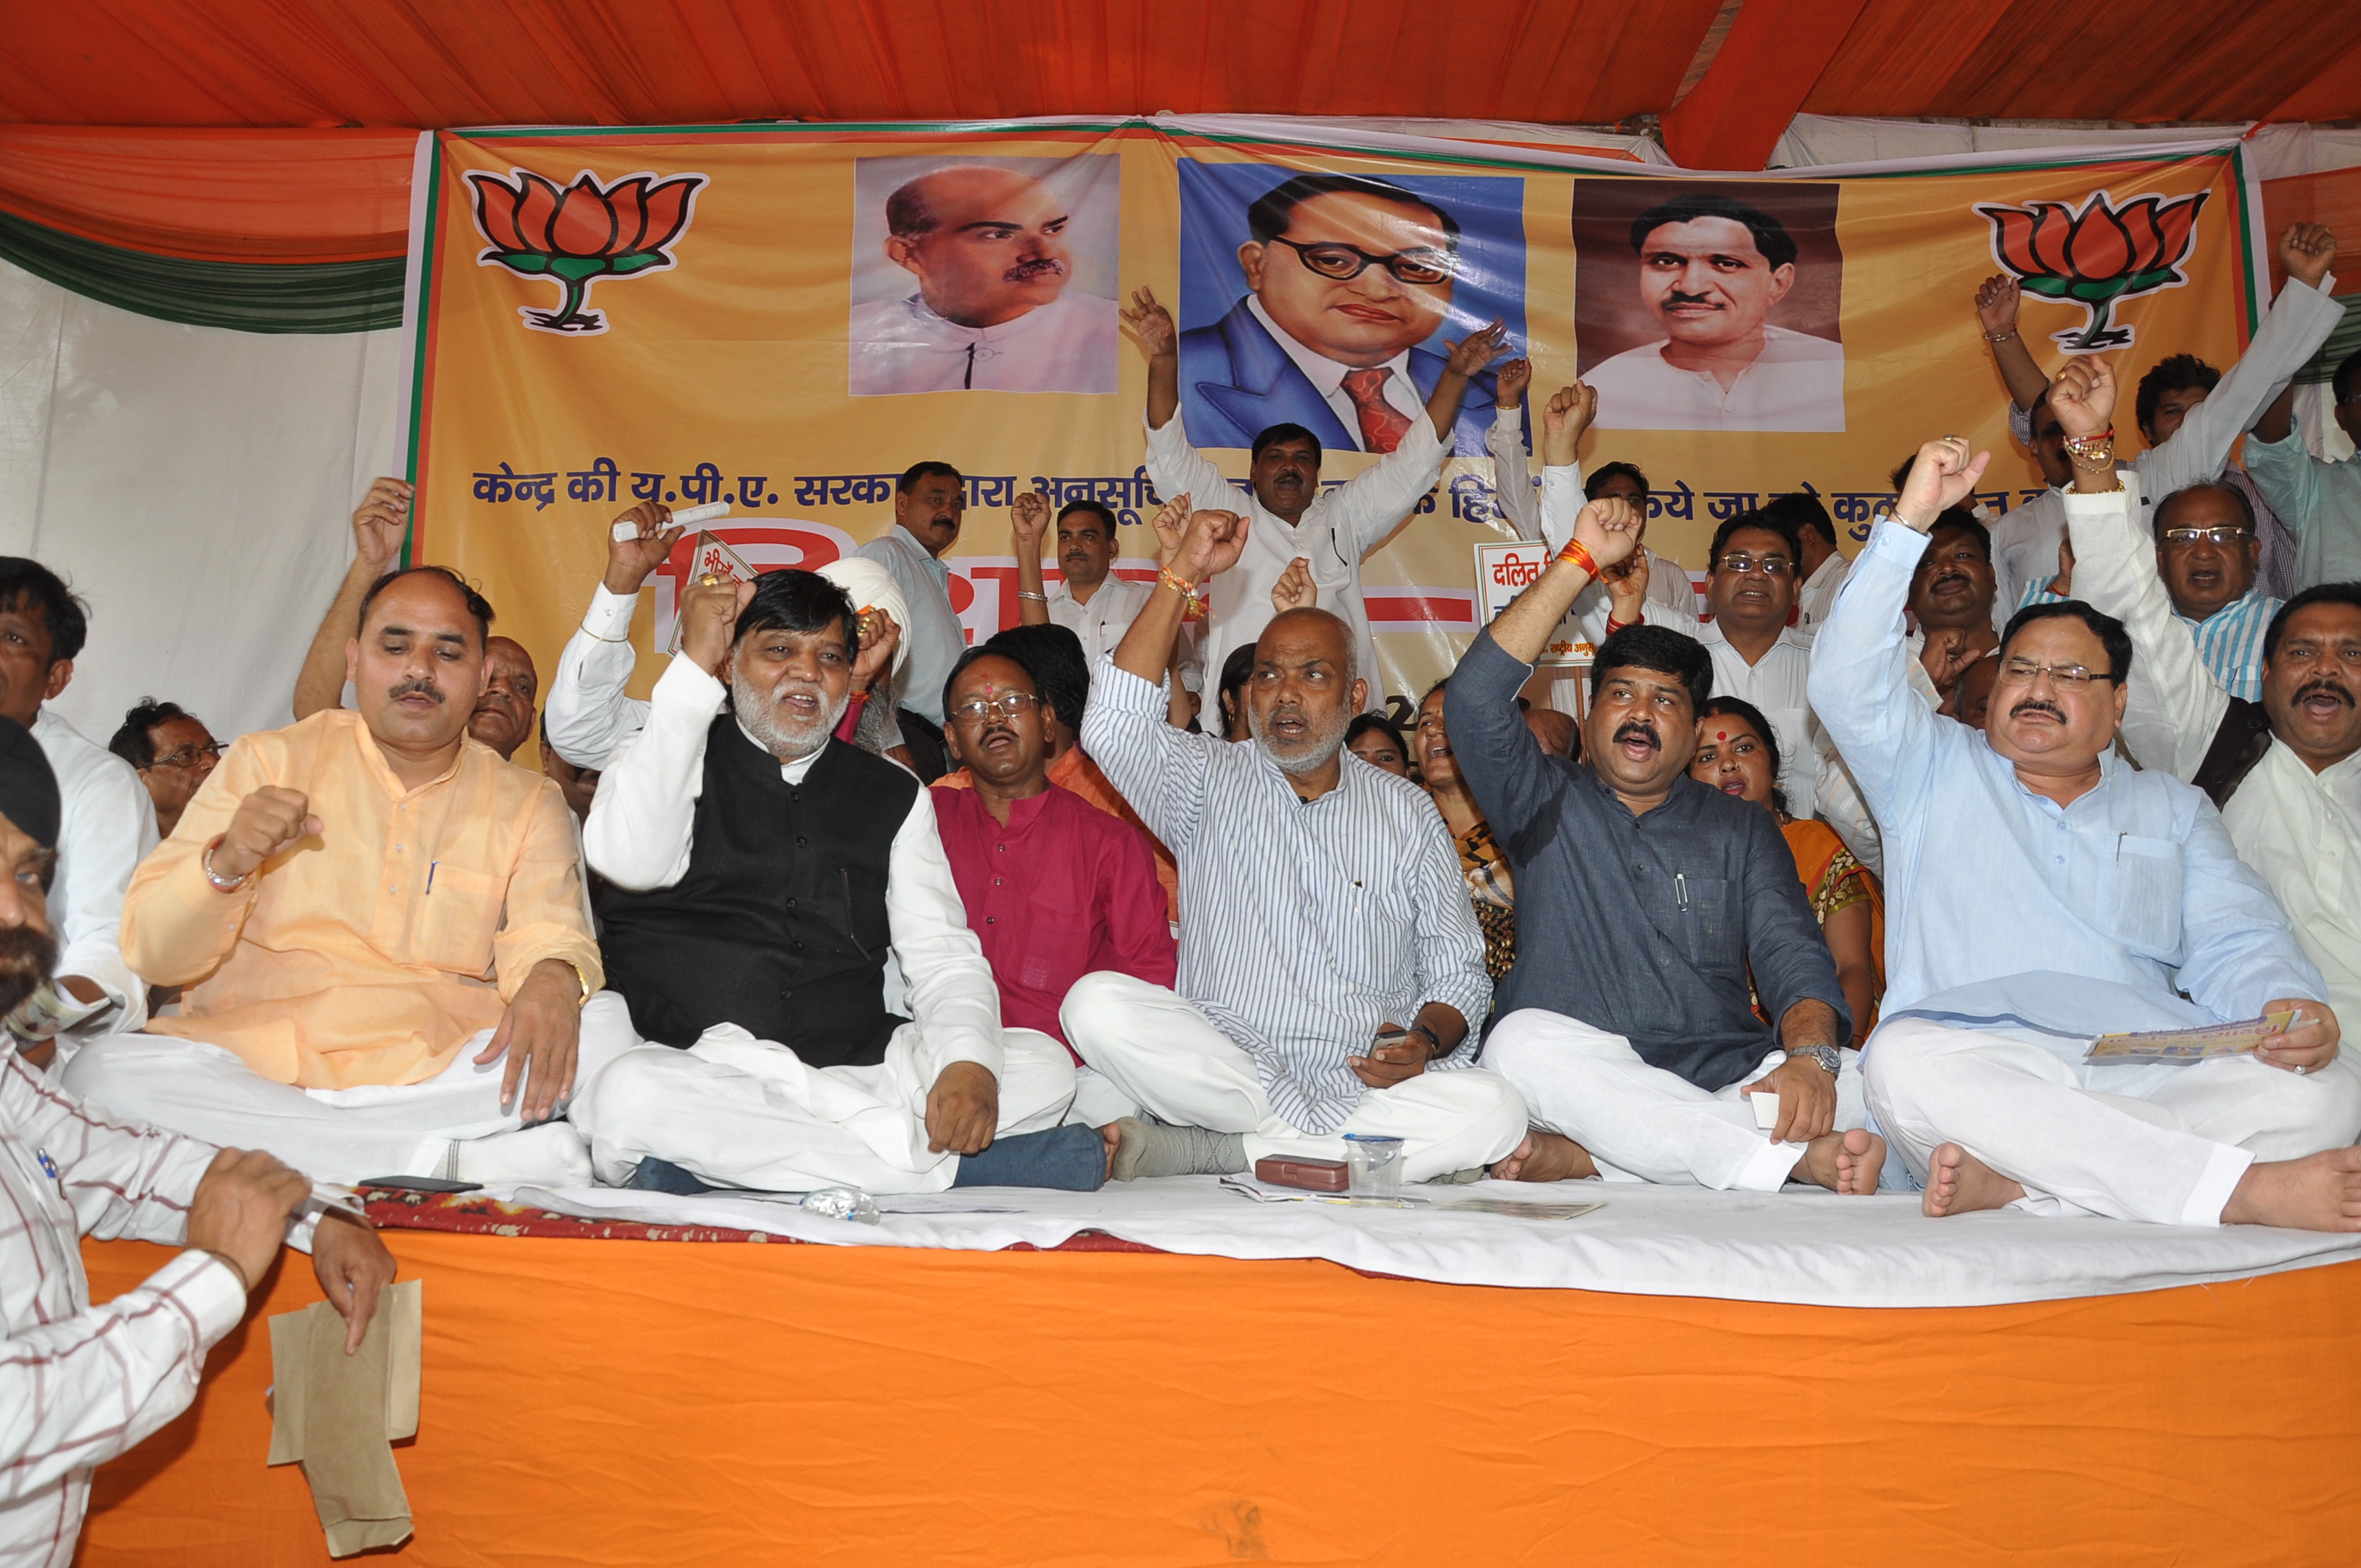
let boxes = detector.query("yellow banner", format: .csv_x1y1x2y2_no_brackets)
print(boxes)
407,120,2258,725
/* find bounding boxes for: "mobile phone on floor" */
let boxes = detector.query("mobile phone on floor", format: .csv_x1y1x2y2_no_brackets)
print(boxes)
358,1175,484,1194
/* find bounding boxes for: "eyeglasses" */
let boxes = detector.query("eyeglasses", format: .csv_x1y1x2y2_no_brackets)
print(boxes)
148,742,223,769
1995,657,2115,687
2158,526,2253,547
1713,553,1794,577
949,692,1040,725
1266,236,1458,286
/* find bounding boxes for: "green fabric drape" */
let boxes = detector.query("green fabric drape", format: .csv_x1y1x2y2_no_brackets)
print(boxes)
0,206,402,333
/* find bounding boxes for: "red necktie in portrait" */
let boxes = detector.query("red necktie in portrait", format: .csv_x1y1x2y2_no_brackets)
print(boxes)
1339,367,1412,454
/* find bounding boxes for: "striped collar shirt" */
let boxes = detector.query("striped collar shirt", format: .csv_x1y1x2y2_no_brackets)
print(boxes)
0,1053,250,1567
2182,589,2280,703
1079,658,1491,1133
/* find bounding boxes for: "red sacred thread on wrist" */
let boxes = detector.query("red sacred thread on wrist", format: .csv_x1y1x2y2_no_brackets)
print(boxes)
1605,615,1636,634
1555,539,1599,578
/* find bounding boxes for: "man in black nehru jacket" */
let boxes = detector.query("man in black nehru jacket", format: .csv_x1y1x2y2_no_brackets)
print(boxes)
573,568,1101,1194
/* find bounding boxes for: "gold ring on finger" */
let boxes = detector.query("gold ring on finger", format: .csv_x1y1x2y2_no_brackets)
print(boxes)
698,572,724,587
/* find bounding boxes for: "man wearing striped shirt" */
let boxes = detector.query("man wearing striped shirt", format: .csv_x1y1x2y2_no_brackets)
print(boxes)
0,719,395,1567
1066,504,1526,1183
2018,481,2280,703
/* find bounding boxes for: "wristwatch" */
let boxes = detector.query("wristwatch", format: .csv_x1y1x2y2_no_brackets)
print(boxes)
1788,1044,1841,1076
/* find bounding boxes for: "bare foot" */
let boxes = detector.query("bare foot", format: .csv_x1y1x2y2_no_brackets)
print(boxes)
2221,1147,2361,1232
1835,1129,1885,1194
1794,1129,1886,1194
1489,1129,1598,1183
1923,1142,2023,1217
1099,1123,1120,1183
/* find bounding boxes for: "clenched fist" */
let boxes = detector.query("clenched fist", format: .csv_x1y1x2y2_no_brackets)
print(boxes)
211,786,322,885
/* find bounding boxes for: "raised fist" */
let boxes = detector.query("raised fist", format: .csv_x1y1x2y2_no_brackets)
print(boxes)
211,786,321,884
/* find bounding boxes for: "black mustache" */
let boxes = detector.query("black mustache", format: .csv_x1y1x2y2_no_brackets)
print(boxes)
0,925,57,1018
1664,290,1719,306
2293,678,2357,709
388,680,443,704
1004,258,1066,283
2009,699,2067,723
1613,721,1662,752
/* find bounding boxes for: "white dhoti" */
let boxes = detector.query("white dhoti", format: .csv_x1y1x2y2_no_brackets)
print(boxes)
1057,972,1528,1182
570,1021,1077,1194
1863,1016,2361,1226
60,992,643,1184
1481,1007,1870,1192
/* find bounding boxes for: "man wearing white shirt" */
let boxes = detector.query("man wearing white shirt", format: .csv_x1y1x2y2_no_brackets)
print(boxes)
849,166,1117,396
1978,225,2344,626
1588,494,1821,820
543,500,913,775
0,560,151,1061
1123,286,1503,711
2064,460,2361,1031
570,569,1090,1194
1585,195,1845,434
1010,495,1202,700
1777,493,1849,634
0,723,397,1567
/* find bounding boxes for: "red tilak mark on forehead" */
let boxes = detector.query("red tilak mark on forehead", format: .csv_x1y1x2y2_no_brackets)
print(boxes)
1714,730,1729,741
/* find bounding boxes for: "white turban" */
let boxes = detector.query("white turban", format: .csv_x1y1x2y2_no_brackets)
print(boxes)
816,554,912,680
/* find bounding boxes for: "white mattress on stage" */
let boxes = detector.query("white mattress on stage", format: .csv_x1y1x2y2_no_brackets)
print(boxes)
508,1176,2361,1310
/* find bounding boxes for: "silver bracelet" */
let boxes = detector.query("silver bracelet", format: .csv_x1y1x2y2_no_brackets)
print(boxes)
1015,590,1048,603
201,836,253,893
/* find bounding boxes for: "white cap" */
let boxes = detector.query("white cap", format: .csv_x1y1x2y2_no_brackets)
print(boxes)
816,555,912,680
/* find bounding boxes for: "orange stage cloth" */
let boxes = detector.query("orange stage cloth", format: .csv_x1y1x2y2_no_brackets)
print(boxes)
78,1234,2361,1566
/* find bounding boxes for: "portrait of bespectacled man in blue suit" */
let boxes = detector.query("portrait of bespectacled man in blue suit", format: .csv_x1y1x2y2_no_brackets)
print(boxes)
1175,164,1529,457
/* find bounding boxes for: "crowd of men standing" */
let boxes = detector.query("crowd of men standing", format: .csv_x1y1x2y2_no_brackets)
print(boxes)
4,201,2360,1562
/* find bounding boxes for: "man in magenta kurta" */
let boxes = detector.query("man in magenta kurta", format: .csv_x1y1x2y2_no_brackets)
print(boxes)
933,647,1173,1073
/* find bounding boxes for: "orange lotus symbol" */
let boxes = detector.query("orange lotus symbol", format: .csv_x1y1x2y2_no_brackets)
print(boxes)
465,167,708,335
1974,189,2208,352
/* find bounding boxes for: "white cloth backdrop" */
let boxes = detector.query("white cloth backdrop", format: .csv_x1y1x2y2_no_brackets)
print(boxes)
0,255,400,749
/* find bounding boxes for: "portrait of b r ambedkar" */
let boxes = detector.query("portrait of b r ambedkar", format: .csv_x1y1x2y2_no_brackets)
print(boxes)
849,155,1120,396
1176,165,1528,455
1575,182,1846,433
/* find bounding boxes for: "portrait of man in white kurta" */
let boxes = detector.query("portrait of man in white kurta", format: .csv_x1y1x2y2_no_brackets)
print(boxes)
848,154,1121,396
1574,181,1847,434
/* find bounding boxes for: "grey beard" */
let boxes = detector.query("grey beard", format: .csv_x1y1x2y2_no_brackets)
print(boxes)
733,675,851,762
1250,703,1353,777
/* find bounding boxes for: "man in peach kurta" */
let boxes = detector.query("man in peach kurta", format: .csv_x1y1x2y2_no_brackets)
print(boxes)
65,568,634,1188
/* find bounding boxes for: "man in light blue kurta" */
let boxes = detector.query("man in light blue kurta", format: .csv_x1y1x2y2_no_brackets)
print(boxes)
1810,404,2361,1232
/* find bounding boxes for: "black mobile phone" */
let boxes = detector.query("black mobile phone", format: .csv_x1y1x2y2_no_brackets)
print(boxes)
357,1175,484,1194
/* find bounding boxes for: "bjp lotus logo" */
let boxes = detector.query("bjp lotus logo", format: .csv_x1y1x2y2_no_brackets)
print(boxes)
1974,189,2207,352
465,167,707,335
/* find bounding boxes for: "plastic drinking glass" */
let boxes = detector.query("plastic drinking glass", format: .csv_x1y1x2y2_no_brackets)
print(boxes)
1342,1133,1405,1198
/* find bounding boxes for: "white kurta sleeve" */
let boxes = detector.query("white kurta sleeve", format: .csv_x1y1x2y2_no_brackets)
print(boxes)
2135,275,2345,498
1335,413,1448,560
883,788,1003,1084
581,656,721,891
1484,404,1539,542
1142,412,1245,521
546,586,653,769
48,735,154,1033
2064,477,2229,782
